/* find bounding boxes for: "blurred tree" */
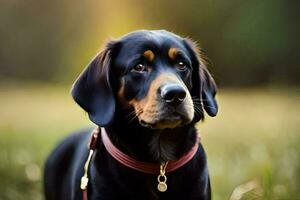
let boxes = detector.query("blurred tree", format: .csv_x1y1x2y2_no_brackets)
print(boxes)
0,0,299,86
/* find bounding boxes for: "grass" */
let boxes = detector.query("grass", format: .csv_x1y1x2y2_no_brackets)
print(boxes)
0,84,299,200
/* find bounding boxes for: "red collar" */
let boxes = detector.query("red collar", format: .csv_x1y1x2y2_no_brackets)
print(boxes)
81,127,200,199
100,127,200,174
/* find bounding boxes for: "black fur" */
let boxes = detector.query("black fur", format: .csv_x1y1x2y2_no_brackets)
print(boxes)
44,30,218,200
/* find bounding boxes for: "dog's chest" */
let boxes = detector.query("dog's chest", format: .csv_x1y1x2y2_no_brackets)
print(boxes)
87,150,207,200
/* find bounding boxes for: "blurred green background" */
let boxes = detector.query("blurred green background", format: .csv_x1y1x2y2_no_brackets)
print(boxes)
0,0,299,199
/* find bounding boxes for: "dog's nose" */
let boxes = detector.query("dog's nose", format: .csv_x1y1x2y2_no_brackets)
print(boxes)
160,84,186,106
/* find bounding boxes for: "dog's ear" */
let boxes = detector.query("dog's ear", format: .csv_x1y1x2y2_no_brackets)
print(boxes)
71,41,119,126
183,38,218,120
200,66,218,117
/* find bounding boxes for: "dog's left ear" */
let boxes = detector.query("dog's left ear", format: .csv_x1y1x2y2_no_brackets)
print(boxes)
183,38,218,120
71,41,119,126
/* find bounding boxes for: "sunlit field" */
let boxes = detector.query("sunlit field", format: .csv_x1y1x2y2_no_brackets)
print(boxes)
0,84,299,200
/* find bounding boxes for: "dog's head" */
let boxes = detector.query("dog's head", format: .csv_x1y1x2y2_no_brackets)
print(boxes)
72,30,218,129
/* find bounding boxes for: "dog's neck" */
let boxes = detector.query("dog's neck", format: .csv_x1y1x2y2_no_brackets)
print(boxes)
104,110,198,163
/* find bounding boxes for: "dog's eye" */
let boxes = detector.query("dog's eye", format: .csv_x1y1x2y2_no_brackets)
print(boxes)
132,63,147,72
176,61,187,71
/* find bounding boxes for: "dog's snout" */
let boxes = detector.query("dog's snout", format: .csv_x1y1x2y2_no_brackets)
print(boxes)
160,84,186,106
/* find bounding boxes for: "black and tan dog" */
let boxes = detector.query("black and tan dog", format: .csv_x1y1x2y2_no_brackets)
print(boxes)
44,30,218,200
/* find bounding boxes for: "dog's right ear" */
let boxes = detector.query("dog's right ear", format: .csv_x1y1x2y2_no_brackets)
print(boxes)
183,38,218,121
71,41,120,126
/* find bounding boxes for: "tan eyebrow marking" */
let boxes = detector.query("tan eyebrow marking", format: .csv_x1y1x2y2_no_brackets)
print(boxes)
168,48,180,60
143,50,155,62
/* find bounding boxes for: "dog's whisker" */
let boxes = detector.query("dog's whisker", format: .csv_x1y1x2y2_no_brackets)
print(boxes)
128,115,138,123
126,110,137,118
192,96,212,101
192,98,216,110
192,102,203,107
192,98,212,103
202,105,216,109
192,102,202,105
193,108,203,117
128,109,143,123
193,102,216,110
186,105,204,116
194,107,204,115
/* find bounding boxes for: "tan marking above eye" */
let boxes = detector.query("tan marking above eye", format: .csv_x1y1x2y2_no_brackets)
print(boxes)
168,48,180,60
143,50,155,62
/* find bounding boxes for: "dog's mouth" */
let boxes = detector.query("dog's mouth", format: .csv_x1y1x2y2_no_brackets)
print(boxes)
138,112,189,130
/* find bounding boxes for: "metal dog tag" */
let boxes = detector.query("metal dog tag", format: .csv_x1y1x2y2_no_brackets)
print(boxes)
157,162,168,192
157,182,167,192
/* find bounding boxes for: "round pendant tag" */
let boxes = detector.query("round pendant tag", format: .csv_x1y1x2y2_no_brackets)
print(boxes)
157,182,167,192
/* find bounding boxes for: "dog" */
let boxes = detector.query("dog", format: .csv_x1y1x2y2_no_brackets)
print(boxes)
44,30,218,200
